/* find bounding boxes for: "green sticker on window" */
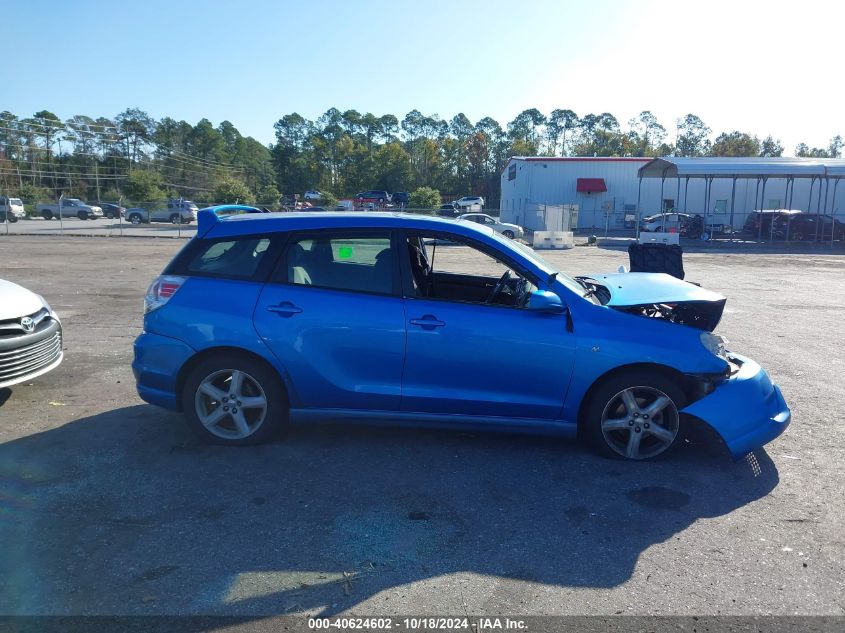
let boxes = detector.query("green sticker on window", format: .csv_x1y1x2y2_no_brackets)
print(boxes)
338,246,354,259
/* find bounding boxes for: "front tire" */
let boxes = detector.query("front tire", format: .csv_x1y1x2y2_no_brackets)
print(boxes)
502,230,515,239
42,210,53,220
182,355,287,446
170,213,180,224
583,371,686,460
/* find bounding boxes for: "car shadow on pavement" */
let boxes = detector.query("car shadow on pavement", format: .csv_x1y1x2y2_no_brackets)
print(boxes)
0,405,779,617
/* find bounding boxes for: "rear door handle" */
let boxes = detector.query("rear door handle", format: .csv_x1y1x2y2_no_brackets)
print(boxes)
267,301,302,317
409,314,445,329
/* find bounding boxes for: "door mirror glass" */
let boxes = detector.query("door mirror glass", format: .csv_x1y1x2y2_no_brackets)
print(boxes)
526,290,564,313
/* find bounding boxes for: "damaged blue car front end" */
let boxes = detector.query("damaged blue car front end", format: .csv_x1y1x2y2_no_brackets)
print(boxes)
567,270,791,458
680,353,791,458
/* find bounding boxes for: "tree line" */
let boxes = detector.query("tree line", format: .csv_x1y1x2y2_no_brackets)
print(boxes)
1,107,842,207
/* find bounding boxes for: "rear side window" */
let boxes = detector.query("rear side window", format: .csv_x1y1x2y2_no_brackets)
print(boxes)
282,234,394,294
186,237,272,279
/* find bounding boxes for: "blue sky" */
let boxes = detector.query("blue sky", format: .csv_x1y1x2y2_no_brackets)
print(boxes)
4,0,843,154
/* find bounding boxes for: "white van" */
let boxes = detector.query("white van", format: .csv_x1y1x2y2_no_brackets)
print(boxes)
0,196,25,223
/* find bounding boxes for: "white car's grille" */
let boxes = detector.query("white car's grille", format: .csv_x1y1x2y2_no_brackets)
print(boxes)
0,329,62,385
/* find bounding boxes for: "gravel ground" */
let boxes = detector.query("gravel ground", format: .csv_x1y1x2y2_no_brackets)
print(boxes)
0,235,842,620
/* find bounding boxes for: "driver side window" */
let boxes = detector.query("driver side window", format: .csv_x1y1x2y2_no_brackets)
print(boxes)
404,234,536,308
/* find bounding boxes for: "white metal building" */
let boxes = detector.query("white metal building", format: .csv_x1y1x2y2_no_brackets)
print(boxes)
500,156,845,232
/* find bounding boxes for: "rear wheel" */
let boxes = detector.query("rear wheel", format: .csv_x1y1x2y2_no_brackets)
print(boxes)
583,371,686,460
170,213,180,224
182,355,287,446
42,210,53,220
129,213,143,225
8,216,17,223
105,211,115,219
77,211,87,220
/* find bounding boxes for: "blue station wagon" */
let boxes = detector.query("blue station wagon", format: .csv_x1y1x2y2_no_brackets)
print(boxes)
132,206,790,460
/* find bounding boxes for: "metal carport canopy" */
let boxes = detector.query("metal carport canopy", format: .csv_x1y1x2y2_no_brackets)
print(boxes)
638,157,828,179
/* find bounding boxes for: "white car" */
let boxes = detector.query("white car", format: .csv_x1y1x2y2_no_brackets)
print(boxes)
455,196,485,210
0,196,25,223
303,190,322,200
0,279,63,389
458,213,524,239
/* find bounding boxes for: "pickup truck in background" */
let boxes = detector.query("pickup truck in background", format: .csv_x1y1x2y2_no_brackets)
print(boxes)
36,199,103,220
0,196,25,222
124,200,199,225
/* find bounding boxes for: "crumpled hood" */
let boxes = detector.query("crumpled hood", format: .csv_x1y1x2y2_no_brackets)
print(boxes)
589,272,725,305
587,272,727,332
0,279,44,320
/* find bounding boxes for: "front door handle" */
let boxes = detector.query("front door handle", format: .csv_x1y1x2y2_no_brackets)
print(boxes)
267,301,302,317
409,314,445,329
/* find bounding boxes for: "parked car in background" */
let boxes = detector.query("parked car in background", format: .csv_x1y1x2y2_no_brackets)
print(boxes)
0,196,25,223
458,212,524,239
640,212,693,233
773,213,845,241
741,210,803,240
437,203,460,218
303,190,322,200
98,203,126,220
335,200,355,211
36,199,103,220
301,206,326,212
455,196,484,210
0,278,63,388
391,191,410,207
133,206,790,461
355,190,391,205
125,200,199,225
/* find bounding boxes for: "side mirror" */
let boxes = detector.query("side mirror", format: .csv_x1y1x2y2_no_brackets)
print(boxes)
527,290,565,313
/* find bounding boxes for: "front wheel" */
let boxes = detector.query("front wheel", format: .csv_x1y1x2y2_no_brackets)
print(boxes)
583,371,686,460
170,213,180,224
182,355,287,446
42,210,53,220
502,230,515,239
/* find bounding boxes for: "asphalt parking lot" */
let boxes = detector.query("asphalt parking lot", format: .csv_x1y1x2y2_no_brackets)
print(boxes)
0,235,843,619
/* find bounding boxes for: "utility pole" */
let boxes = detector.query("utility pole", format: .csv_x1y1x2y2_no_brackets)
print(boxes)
95,162,101,202
58,192,64,235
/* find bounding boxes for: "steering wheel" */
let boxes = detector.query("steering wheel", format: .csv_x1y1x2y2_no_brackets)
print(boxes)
485,270,511,303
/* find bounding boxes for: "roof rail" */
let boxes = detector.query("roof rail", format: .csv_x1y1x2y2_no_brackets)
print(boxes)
197,204,265,237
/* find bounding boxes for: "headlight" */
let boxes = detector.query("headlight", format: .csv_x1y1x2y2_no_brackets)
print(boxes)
700,331,727,358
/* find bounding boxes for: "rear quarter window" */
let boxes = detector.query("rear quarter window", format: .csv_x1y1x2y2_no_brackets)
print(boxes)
183,237,273,279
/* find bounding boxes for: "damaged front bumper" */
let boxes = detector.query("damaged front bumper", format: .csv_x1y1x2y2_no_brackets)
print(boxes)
681,353,791,458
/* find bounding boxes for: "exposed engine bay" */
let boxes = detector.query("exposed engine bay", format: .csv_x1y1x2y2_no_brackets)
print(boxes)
575,273,727,332
612,300,726,331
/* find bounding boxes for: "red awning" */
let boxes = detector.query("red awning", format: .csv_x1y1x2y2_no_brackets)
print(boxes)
576,178,607,193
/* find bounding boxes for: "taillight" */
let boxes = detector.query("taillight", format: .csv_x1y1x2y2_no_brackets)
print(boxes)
144,275,187,314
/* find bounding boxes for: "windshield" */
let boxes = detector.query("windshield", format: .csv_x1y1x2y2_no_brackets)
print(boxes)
10,198,22,205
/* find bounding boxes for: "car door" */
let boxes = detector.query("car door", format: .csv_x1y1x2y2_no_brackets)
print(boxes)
253,229,407,411
398,231,575,420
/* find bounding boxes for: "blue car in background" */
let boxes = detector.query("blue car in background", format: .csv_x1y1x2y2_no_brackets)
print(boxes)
132,206,790,460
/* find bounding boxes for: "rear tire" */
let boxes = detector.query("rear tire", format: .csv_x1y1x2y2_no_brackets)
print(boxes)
181,354,287,446
9,216,17,223
77,211,87,220
170,214,180,224
129,213,143,225
582,370,687,461
42,210,53,220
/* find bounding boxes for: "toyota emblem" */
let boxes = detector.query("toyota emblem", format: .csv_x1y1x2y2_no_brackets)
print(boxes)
20,316,35,333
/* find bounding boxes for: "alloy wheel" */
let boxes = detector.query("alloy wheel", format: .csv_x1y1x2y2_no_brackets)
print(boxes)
600,386,679,459
194,369,268,440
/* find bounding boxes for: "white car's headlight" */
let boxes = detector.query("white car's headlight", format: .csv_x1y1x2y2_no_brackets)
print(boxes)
700,331,727,358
